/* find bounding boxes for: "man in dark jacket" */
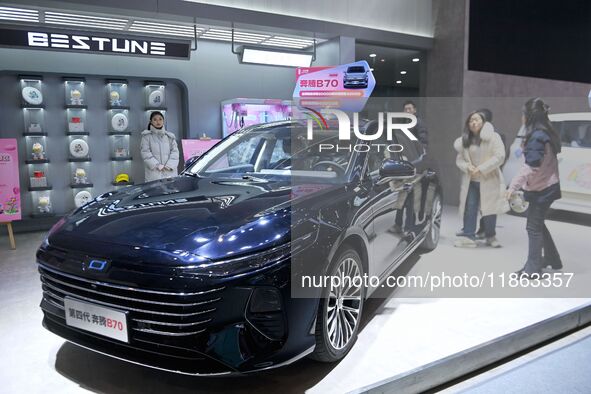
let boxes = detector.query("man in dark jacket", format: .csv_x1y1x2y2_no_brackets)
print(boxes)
403,100,429,147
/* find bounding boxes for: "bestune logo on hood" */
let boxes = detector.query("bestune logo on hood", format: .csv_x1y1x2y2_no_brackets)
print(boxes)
306,109,418,153
97,198,189,217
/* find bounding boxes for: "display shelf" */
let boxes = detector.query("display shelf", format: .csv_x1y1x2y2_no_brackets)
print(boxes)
108,131,132,136
23,132,48,137
68,157,92,163
109,105,130,110
25,159,50,165
30,212,56,219
66,131,90,136
29,186,53,192
146,106,168,111
112,181,135,186
21,104,45,109
64,104,88,109
70,183,94,189
110,156,133,161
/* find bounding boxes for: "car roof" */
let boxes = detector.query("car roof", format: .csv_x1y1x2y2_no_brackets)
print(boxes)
549,113,591,121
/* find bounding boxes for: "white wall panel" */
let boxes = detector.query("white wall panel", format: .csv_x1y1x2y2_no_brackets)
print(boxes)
184,0,433,37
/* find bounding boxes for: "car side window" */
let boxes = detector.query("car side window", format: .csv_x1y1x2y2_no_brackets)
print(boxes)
561,121,591,148
208,134,263,170
270,139,290,163
394,130,420,163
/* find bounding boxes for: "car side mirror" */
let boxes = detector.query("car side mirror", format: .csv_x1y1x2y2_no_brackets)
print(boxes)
378,159,416,183
184,156,199,171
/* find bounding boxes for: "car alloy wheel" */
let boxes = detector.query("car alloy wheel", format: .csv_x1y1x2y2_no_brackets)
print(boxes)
310,247,365,362
326,256,362,350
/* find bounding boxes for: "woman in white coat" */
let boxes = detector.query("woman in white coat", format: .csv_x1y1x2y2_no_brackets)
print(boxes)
140,111,180,182
454,111,508,248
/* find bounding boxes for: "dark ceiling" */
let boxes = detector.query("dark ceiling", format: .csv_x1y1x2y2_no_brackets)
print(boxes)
355,43,422,89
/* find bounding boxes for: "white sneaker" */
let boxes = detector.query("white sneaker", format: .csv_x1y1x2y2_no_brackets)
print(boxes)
454,236,477,248
486,237,502,248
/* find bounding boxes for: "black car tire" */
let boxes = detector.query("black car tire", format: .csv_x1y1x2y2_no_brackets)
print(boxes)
310,246,365,363
419,194,442,252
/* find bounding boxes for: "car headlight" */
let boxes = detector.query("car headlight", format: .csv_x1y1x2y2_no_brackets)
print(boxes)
179,242,292,278
177,230,315,278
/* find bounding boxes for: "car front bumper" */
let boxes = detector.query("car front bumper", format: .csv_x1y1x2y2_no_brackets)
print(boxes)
37,246,319,374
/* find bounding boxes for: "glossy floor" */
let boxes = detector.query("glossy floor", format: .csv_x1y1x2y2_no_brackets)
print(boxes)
0,207,590,394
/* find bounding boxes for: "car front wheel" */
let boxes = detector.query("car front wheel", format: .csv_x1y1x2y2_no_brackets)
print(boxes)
310,247,365,362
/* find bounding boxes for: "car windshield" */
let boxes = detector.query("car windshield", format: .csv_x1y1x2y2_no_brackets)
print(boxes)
189,124,354,183
347,66,366,73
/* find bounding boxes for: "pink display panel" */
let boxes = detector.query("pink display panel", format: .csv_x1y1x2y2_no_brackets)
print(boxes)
0,139,21,222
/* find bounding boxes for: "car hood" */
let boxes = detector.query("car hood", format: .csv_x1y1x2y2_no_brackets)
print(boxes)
48,175,339,263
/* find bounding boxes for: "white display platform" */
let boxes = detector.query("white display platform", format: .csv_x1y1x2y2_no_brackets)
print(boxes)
1,207,590,394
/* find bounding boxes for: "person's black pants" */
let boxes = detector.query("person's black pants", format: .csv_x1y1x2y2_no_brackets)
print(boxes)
523,201,562,274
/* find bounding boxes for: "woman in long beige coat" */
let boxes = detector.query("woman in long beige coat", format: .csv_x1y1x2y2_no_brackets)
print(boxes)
454,111,508,248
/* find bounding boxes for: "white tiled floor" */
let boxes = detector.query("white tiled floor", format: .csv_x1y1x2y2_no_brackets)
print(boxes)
0,207,589,394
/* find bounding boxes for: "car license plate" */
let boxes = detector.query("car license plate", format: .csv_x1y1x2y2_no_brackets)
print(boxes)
64,297,129,343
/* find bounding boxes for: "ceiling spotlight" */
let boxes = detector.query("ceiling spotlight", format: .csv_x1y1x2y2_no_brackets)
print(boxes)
400,71,407,75
396,80,402,84
380,58,385,62
369,68,374,71
412,58,420,62
369,53,376,58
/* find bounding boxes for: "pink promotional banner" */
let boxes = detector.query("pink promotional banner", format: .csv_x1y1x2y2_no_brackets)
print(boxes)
0,139,21,222
293,61,375,112
181,139,221,162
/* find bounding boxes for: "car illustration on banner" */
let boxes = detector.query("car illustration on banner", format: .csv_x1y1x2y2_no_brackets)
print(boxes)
37,119,441,375
343,65,369,88
293,61,375,113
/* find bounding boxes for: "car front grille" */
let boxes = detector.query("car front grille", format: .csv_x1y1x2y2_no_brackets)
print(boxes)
38,264,224,346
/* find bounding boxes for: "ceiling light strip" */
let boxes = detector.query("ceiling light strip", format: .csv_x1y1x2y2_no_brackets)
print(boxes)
45,19,127,27
261,42,308,48
128,26,198,34
44,15,127,24
128,30,195,37
45,20,127,30
0,15,39,22
271,36,314,44
0,9,38,17
131,22,201,32
44,18,128,27
0,6,38,13
45,11,127,22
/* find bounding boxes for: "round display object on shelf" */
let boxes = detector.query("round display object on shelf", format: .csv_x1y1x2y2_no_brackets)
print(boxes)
69,138,89,158
74,190,92,208
148,89,164,107
111,113,129,132
22,86,43,105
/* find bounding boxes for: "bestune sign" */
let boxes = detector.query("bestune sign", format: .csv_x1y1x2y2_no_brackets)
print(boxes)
0,26,191,59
